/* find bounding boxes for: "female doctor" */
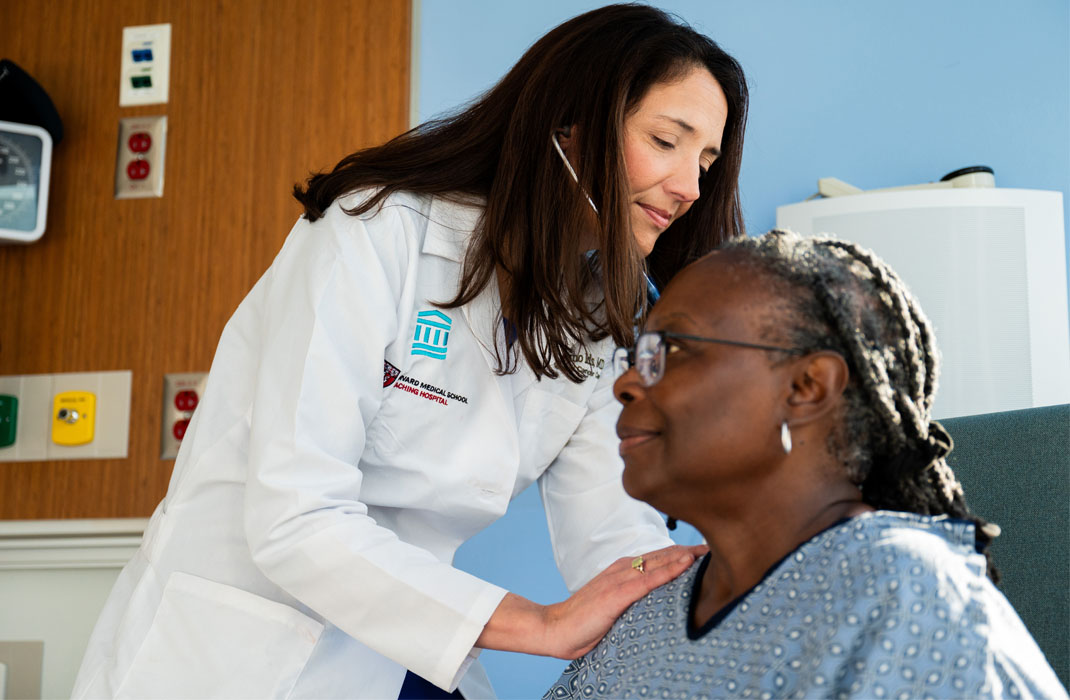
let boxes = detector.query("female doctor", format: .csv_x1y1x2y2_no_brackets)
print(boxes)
73,5,749,699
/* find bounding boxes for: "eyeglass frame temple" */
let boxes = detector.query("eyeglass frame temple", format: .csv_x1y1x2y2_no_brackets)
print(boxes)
655,331,805,355
613,331,805,375
612,333,804,378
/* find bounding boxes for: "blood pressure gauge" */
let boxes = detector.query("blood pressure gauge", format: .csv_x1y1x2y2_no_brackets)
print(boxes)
0,119,52,244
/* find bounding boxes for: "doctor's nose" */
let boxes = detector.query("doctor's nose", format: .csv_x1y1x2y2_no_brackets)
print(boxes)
666,167,702,204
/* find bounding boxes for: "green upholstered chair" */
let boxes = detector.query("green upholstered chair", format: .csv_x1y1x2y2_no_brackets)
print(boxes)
941,403,1069,689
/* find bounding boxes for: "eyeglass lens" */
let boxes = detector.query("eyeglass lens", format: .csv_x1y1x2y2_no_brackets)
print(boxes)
636,332,664,386
614,333,666,386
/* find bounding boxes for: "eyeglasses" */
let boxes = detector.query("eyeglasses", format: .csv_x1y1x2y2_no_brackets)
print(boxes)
613,330,804,387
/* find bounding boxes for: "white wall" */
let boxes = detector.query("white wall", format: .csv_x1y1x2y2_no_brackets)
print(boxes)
0,520,144,699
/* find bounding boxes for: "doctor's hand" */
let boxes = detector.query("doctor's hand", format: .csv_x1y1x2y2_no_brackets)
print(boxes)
476,544,706,660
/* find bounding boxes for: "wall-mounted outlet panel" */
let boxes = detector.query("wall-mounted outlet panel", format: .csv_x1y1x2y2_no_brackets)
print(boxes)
0,372,132,462
119,23,171,107
51,391,96,446
115,116,166,199
161,372,207,460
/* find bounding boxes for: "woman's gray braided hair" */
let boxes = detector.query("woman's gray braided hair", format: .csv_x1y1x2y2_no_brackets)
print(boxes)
720,229,1000,580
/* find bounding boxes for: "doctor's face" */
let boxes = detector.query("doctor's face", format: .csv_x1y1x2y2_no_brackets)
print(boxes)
622,66,728,257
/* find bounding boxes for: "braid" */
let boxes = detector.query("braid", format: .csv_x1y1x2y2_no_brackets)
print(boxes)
720,230,1001,581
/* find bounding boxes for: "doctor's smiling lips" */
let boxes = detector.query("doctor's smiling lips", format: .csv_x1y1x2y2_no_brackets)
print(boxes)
638,203,672,229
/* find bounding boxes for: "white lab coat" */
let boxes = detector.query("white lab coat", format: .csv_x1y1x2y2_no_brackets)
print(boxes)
72,191,671,699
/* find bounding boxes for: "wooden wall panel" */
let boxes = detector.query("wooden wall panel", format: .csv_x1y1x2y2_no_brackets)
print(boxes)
0,0,411,518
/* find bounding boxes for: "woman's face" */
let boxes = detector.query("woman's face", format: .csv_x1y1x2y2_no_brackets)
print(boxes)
613,255,792,512
622,66,729,256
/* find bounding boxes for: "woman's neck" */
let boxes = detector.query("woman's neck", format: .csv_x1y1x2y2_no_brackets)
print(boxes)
688,484,872,630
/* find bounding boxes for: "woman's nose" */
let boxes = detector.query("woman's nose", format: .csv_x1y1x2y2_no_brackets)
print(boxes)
613,367,645,405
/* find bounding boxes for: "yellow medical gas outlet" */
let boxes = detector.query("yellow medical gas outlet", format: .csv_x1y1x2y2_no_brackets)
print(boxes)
52,391,96,445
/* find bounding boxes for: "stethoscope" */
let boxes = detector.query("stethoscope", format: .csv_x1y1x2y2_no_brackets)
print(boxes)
552,131,660,305
554,132,672,529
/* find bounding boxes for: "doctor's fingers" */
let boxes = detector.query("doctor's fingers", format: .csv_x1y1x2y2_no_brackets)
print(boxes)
604,546,698,589
623,544,706,575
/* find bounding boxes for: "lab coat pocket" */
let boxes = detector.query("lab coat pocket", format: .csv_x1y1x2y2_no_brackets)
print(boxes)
517,388,587,481
115,572,323,699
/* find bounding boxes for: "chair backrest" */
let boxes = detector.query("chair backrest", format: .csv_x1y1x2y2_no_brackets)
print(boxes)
941,403,1069,689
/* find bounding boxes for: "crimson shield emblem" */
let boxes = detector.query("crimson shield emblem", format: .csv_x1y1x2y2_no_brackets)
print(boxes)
383,360,401,388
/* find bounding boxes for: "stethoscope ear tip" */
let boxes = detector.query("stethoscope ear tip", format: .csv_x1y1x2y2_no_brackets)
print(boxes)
551,130,599,215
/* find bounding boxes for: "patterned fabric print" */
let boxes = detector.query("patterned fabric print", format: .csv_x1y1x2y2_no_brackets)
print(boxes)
544,512,1067,700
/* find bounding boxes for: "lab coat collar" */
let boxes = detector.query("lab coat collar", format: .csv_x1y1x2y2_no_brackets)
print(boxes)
422,195,485,263
420,194,511,382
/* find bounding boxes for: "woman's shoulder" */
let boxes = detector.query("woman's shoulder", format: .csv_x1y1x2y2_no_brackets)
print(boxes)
542,559,702,700
818,513,1066,699
809,511,986,586
804,511,1011,631
604,557,702,641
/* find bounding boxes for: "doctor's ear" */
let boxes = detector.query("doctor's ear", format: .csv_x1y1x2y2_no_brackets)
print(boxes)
555,125,578,152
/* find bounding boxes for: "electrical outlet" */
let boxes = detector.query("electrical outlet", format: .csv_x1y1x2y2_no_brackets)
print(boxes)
161,372,207,459
119,23,171,106
115,115,166,199
0,372,132,462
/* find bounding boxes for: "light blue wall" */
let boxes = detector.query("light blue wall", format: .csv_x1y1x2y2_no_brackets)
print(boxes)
420,2,1070,697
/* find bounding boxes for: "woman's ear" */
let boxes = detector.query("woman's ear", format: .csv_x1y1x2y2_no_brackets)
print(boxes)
785,351,849,425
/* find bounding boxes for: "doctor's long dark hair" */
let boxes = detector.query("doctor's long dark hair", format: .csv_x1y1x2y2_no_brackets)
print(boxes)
293,3,748,382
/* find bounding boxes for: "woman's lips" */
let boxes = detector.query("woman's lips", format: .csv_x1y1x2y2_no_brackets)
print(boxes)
638,203,671,229
618,430,659,456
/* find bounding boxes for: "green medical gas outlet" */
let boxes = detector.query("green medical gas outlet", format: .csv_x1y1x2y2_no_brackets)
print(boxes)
0,394,17,448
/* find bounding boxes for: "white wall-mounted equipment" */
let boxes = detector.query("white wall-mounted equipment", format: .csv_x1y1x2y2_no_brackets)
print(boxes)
777,188,1069,420
119,24,172,107
0,59,63,245
0,120,52,244
816,166,996,198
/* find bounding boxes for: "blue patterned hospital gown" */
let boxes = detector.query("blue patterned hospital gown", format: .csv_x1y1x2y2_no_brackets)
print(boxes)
544,511,1067,700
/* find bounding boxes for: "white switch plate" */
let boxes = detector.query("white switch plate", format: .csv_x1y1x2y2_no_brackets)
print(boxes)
0,371,132,462
115,115,167,199
119,23,171,107
0,641,43,700
161,372,207,460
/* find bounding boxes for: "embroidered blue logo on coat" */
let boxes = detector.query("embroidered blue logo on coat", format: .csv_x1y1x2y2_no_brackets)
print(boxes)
411,310,452,360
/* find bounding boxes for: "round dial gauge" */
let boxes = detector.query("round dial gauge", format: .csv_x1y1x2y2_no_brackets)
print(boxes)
0,133,40,227
0,120,52,243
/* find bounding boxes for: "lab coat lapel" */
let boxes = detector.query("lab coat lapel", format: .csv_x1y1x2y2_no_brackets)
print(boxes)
422,198,526,501
422,196,510,379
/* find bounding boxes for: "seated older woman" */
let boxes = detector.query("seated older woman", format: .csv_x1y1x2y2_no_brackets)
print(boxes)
544,230,1067,700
